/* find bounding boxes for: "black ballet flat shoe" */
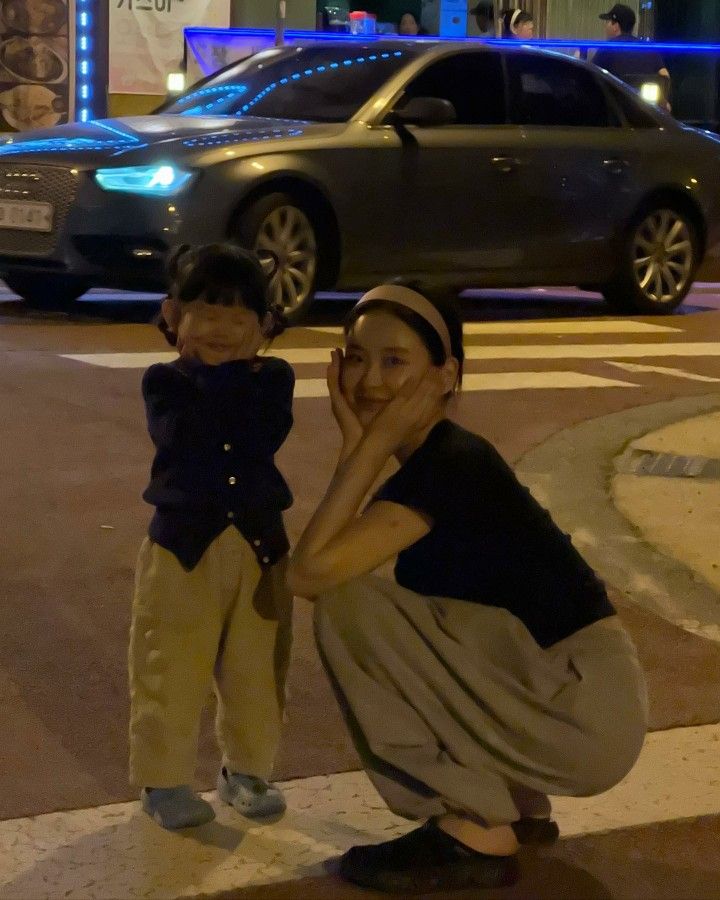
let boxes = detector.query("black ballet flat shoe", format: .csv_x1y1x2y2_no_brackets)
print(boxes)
512,816,560,846
338,818,520,894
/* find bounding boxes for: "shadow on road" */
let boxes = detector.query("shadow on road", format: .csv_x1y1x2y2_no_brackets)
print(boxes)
0,286,717,327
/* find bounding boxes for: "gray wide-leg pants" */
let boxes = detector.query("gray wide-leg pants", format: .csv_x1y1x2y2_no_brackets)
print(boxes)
315,575,648,827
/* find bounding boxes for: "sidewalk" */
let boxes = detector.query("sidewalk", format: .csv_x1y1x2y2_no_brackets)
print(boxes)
612,411,720,641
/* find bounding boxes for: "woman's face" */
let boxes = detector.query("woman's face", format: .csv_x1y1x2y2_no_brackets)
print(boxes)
341,311,438,427
514,18,534,38
399,13,419,34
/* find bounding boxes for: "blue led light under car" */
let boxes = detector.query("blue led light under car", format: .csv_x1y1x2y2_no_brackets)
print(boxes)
95,165,194,197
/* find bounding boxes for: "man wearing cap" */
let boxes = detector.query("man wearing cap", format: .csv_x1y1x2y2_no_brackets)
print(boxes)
592,4,670,95
468,1,494,37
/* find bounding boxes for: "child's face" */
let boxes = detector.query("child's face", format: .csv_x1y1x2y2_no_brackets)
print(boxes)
515,19,534,38
163,295,266,366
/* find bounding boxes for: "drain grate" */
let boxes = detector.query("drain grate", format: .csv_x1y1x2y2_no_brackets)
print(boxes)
615,450,720,478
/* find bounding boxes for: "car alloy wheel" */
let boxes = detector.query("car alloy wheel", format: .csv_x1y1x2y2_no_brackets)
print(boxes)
631,209,694,306
254,203,318,316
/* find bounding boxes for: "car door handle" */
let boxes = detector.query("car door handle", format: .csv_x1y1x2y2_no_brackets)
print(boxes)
603,157,630,175
491,156,520,174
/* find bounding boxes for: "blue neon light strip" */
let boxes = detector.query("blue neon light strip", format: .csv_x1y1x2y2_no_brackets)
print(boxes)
75,0,94,122
175,50,404,118
185,26,720,53
0,138,131,156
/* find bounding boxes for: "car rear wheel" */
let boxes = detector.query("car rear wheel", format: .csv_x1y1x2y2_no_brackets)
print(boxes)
3,273,88,311
602,206,699,314
236,192,319,323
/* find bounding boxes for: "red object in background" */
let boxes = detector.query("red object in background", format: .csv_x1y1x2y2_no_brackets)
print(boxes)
349,10,377,34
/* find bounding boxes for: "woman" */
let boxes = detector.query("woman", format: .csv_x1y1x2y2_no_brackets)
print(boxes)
500,8,534,38
398,11,426,35
288,284,647,894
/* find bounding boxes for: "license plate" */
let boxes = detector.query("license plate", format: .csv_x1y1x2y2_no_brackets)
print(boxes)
0,200,53,233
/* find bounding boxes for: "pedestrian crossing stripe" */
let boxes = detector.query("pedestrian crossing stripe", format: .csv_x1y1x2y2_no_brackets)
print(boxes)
62,341,720,369
308,320,682,335
59,353,637,391
293,372,637,397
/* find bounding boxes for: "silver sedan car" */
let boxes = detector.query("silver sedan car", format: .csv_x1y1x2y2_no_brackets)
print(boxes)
0,39,719,317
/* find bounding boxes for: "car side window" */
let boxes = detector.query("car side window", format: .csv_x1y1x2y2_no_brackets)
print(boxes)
400,52,506,125
506,53,612,127
605,82,661,128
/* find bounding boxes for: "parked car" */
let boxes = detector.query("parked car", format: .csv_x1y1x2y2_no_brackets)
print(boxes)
0,39,719,317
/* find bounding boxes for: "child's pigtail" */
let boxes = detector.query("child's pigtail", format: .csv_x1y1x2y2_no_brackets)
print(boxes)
155,244,194,347
264,302,288,339
155,308,178,346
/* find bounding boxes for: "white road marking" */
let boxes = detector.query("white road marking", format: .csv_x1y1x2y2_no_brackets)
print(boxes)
463,342,720,361
61,342,720,369
293,372,636,397
309,320,682,336
62,352,176,368
605,361,720,383
1,724,719,899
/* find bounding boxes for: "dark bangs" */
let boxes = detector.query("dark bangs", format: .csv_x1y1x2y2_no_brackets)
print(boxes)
171,243,270,319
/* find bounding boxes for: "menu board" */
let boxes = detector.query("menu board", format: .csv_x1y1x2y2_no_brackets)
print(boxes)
110,0,230,96
0,0,73,132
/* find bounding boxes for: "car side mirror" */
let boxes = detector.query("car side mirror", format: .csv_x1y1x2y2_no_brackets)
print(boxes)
389,96,457,128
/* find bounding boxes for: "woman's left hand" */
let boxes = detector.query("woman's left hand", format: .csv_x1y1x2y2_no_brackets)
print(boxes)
365,369,445,454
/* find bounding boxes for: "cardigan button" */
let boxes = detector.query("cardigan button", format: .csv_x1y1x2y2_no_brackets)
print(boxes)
227,511,235,520
262,556,270,564
224,443,232,451
228,476,237,485
253,539,261,547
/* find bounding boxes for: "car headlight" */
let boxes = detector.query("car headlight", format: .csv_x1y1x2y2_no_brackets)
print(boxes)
94,164,194,197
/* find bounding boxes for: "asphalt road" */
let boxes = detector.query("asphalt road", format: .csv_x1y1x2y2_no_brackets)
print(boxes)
2,284,720,899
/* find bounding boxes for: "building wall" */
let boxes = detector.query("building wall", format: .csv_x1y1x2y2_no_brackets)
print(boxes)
656,0,720,41
231,0,316,29
545,0,640,40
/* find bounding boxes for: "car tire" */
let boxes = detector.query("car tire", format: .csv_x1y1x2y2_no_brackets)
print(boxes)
3,273,88,311
235,192,319,323
601,204,700,314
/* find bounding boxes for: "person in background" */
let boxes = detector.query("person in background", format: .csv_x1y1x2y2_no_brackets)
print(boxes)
468,1,494,37
129,243,294,830
398,11,426,35
419,0,438,35
593,3,671,101
499,8,534,39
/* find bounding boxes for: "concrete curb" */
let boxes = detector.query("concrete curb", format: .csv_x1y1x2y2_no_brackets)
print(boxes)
515,393,720,637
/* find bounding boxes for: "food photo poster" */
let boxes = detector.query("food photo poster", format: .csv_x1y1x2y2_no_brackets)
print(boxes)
0,0,72,133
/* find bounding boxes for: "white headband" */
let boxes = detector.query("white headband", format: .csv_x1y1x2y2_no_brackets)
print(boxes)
353,284,452,358
498,8,522,36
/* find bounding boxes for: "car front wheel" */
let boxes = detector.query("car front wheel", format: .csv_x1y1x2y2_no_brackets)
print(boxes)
602,206,699,314
3,273,88,311
236,192,319,323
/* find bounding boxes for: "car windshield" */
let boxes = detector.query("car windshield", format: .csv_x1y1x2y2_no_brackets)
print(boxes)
165,44,422,123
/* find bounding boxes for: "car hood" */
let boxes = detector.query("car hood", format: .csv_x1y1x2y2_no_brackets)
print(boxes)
0,115,332,167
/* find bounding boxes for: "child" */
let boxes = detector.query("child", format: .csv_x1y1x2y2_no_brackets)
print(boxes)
288,284,648,893
129,243,294,830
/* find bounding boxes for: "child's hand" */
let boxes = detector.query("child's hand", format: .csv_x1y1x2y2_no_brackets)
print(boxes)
230,326,265,362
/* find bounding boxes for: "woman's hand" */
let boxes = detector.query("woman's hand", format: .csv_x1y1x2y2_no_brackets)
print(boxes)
365,368,445,455
327,348,363,464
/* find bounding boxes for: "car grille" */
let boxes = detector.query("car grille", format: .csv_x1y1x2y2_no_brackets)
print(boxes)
0,165,78,257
